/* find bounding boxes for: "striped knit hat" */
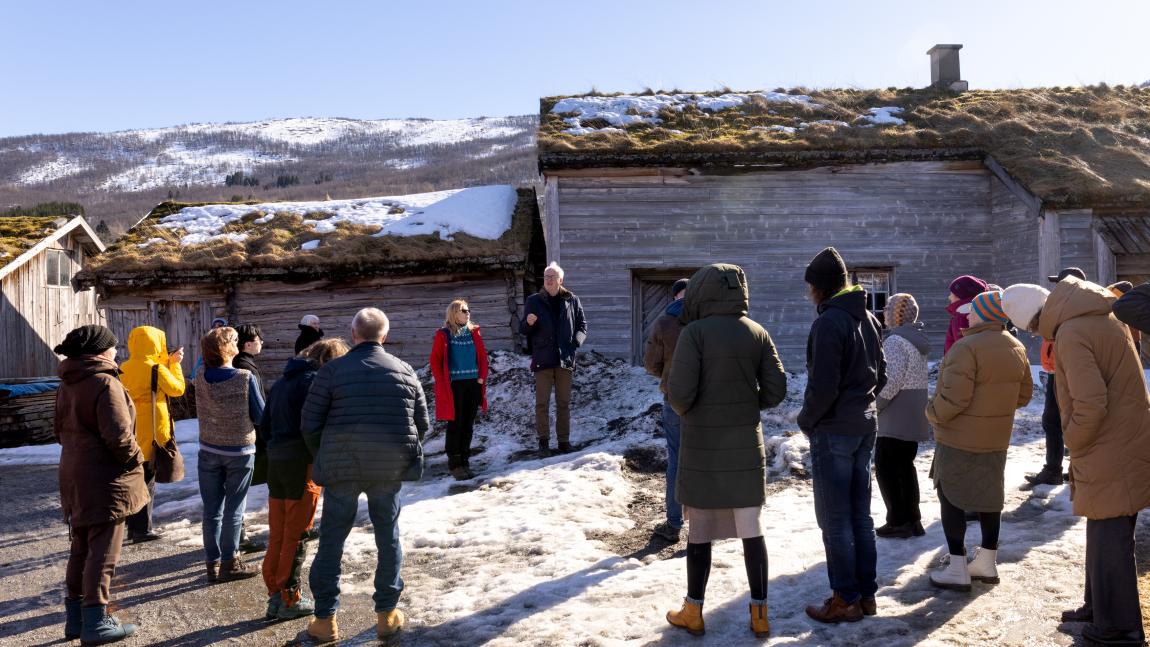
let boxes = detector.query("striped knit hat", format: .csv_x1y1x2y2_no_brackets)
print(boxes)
885,293,919,327
959,290,1010,325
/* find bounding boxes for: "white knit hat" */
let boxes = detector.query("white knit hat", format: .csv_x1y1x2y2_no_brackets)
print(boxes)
1001,284,1051,331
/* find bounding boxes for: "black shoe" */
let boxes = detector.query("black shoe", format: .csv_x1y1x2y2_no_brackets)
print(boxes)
302,527,320,542
913,521,926,536
1025,467,1064,486
239,537,266,554
537,438,550,456
1082,623,1145,646
126,531,162,544
875,523,914,539
1060,605,1093,623
556,441,574,454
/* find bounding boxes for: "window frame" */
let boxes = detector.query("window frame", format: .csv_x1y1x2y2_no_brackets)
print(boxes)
850,268,894,327
45,248,73,288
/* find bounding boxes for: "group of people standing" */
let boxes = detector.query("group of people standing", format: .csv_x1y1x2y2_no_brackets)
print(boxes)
646,250,1150,646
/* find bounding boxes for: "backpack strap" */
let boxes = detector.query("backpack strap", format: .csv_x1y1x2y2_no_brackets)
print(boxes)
150,364,159,445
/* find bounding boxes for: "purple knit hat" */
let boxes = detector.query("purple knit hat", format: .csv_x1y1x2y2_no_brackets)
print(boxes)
949,275,988,300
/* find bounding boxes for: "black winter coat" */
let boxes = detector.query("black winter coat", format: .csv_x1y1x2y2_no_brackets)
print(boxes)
300,342,429,486
1113,282,1150,335
259,357,318,462
797,287,887,437
234,352,262,392
520,288,588,371
295,325,325,354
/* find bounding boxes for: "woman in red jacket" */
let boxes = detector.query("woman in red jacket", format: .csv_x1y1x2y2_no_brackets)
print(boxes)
430,300,488,480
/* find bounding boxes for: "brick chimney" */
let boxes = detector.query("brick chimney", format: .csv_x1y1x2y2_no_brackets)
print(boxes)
927,44,968,91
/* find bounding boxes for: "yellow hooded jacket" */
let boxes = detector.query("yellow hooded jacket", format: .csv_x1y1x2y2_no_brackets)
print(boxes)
119,326,186,461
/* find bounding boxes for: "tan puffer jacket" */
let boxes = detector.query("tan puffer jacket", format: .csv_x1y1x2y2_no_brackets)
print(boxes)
1039,276,1150,519
926,322,1032,452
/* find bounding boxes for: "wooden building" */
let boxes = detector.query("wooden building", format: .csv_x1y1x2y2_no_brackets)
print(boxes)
77,186,543,385
0,216,105,378
537,85,1150,365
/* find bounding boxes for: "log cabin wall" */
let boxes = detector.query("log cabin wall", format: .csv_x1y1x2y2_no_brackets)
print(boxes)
0,232,103,378
547,160,1045,366
99,270,524,387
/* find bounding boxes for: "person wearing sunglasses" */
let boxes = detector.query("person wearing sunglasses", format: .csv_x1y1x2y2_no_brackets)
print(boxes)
430,300,489,479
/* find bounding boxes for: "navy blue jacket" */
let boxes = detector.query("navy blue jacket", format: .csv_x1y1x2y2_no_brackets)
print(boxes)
300,342,429,486
797,288,887,437
258,357,317,463
519,288,588,371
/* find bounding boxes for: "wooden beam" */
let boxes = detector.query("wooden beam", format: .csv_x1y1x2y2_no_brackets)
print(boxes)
983,156,1042,216
1095,229,1117,286
1039,210,1061,284
543,176,560,264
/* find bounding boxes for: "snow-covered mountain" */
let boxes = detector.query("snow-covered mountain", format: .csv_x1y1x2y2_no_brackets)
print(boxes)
0,116,539,234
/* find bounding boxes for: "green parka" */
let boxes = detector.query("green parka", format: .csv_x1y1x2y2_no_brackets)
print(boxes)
668,264,788,509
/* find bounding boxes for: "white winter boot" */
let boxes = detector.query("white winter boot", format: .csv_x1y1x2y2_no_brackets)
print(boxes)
967,547,999,584
930,554,972,592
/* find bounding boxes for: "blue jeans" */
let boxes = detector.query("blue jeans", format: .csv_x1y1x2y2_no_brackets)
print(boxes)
663,397,683,528
310,481,404,618
197,450,254,563
809,431,878,604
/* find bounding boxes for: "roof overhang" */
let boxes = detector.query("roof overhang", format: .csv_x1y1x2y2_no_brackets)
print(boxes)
0,216,105,282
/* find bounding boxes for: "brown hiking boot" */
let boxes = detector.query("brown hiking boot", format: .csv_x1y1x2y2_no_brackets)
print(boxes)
218,557,259,581
308,614,338,642
378,608,405,638
805,593,864,624
860,597,877,616
205,561,219,583
749,603,769,637
450,466,470,481
666,598,705,635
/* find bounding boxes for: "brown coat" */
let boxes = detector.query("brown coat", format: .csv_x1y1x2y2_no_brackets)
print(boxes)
926,322,1032,452
55,356,148,528
1039,276,1150,519
643,304,684,394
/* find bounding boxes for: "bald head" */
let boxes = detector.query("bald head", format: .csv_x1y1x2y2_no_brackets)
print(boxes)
352,307,390,344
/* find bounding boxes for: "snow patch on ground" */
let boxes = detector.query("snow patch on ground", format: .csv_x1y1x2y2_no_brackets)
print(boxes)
153,184,517,245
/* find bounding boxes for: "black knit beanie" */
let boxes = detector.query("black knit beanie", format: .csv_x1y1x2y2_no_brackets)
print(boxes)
54,324,118,358
804,247,848,293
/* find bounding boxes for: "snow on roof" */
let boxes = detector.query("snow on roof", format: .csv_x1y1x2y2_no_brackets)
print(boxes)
154,185,518,246
553,92,819,135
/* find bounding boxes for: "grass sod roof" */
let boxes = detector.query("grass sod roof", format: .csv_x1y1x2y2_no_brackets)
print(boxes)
538,85,1150,208
82,187,537,284
0,216,60,261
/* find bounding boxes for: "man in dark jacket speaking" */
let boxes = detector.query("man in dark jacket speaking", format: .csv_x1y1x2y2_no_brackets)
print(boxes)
520,262,588,455
301,307,429,643
798,247,887,624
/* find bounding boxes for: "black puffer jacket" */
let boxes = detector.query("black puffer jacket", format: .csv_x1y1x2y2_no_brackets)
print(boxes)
1113,281,1150,335
797,287,887,436
259,357,318,462
520,288,588,371
301,342,429,485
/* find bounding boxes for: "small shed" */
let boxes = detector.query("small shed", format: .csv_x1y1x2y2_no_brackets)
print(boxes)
537,84,1150,365
0,215,106,378
77,186,543,384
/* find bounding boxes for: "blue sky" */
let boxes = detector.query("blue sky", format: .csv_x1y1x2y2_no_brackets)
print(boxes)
2,0,1148,137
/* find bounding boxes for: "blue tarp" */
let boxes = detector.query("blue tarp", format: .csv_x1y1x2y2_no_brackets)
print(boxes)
0,382,60,398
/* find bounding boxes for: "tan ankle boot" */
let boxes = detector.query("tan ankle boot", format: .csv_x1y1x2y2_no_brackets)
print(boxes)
308,614,338,642
666,598,704,635
378,608,406,637
749,602,769,637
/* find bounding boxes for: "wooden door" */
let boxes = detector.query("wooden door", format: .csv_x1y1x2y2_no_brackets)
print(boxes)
158,301,209,376
631,269,698,365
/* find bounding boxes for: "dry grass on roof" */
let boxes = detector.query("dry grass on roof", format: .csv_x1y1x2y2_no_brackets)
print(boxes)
0,216,58,260
86,189,536,276
539,86,1150,207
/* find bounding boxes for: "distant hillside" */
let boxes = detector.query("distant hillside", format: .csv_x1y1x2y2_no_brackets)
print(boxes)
0,116,539,238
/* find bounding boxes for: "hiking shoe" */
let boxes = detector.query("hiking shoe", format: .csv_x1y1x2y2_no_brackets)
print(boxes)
277,595,316,620
205,561,219,584
805,593,863,623
556,441,574,454
450,466,471,481
537,438,550,456
666,598,705,635
265,593,282,620
125,531,162,544
1061,605,1093,623
653,521,683,542
860,597,877,616
875,522,915,539
1025,467,1064,486
218,557,259,582
239,537,266,554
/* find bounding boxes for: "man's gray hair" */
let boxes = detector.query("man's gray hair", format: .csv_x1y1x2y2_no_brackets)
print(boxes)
545,261,565,280
352,307,390,342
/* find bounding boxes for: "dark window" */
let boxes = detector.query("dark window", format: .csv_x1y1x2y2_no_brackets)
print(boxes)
851,269,893,327
46,249,72,287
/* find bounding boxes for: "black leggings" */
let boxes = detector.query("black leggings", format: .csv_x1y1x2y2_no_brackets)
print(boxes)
686,537,768,602
938,487,1000,555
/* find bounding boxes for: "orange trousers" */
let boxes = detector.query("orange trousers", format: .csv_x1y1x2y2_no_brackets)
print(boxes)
262,472,321,605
